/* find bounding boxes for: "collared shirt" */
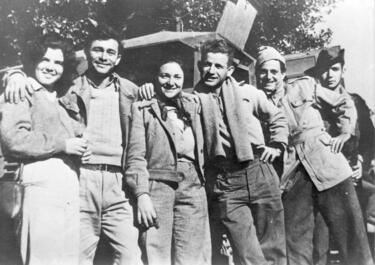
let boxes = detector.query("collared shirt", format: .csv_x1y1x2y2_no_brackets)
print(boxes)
83,73,123,166
165,106,196,161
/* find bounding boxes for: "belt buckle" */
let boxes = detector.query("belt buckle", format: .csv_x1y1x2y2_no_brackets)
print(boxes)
101,164,108,171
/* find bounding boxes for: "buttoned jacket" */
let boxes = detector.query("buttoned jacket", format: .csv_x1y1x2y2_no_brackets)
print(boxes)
125,92,204,197
280,77,357,191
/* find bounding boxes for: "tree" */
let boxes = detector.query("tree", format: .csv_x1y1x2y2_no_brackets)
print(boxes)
246,0,340,55
0,0,338,70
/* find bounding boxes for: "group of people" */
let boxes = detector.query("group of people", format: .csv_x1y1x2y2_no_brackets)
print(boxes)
0,22,374,265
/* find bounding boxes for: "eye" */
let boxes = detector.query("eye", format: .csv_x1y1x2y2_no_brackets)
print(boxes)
91,47,103,52
107,49,117,55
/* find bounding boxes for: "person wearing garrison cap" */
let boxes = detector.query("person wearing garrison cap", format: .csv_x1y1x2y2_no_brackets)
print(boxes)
255,46,373,265
306,46,375,265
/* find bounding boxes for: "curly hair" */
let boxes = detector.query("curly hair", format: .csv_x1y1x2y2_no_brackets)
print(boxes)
21,33,77,89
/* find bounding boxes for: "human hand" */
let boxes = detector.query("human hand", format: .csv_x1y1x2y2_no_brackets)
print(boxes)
81,149,92,163
5,73,34,103
137,194,158,229
330,133,350,154
351,159,363,185
64,138,88,156
258,146,281,163
139,83,155,100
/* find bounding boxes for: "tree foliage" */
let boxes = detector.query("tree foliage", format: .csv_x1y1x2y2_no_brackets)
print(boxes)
246,0,340,55
0,0,338,69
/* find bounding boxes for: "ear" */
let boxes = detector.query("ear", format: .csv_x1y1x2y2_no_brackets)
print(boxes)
342,65,346,76
115,54,122,66
227,65,235,77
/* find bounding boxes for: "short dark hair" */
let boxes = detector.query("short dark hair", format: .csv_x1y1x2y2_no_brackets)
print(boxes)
157,56,185,75
21,32,77,88
85,24,123,56
200,39,234,66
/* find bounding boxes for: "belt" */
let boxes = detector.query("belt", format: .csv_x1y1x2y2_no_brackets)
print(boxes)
81,164,122,172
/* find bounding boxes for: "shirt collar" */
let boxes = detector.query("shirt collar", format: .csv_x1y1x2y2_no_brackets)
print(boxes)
85,72,120,92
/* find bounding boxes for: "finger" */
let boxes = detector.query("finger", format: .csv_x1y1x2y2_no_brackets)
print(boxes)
19,83,26,101
137,210,142,225
147,214,155,228
270,153,276,163
5,83,11,102
153,216,159,229
139,88,146,99
142,213,149,228
331,140,338,153
145,87,152,100
337,141,344,153
260,151,267,162
263,152,271,163
26,80,34,95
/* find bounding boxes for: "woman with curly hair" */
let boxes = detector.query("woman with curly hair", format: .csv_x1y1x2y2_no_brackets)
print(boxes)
0,33,87,265
126,59,211,265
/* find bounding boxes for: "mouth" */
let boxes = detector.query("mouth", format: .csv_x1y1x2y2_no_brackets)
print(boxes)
94,62,110,68
41,72,56,79
204,75,218,82
162,85,178,91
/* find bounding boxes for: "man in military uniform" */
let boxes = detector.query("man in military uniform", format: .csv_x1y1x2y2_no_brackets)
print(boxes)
305,46,375,264
255,46,373,265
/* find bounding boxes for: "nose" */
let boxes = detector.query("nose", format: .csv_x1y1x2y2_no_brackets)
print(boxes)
44,63,55,72
265,71,272,80
208,65,216,74
99,51,109,61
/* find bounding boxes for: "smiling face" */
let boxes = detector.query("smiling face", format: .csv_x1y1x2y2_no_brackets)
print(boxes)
88,38,121,75
157,62,184,99
34,48,64,88
257,59,285,96
200,52,234,89
318,62,344,90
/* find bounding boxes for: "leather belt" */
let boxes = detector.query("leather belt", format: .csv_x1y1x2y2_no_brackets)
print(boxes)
81,164,122,172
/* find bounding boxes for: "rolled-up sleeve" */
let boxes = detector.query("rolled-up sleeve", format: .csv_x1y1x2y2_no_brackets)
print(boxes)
125,102,150,197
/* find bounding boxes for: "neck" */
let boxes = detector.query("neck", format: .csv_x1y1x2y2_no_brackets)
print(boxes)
86,68,112,87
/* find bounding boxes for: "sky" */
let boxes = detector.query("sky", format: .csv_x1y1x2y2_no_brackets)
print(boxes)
321,0,375,110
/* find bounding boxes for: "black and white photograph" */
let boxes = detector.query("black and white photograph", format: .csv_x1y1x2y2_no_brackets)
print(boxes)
0,0,374,265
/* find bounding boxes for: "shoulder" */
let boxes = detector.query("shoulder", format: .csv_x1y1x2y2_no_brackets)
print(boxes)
285,76,317,97
117,75,139,96
181,92,200,104
238,82,266,101
287,76,316,89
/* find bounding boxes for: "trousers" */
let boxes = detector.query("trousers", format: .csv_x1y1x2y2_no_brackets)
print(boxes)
18,158,79,265
79,167,142,265
140,161,211,265
207,158,286,265
283,165,373,265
